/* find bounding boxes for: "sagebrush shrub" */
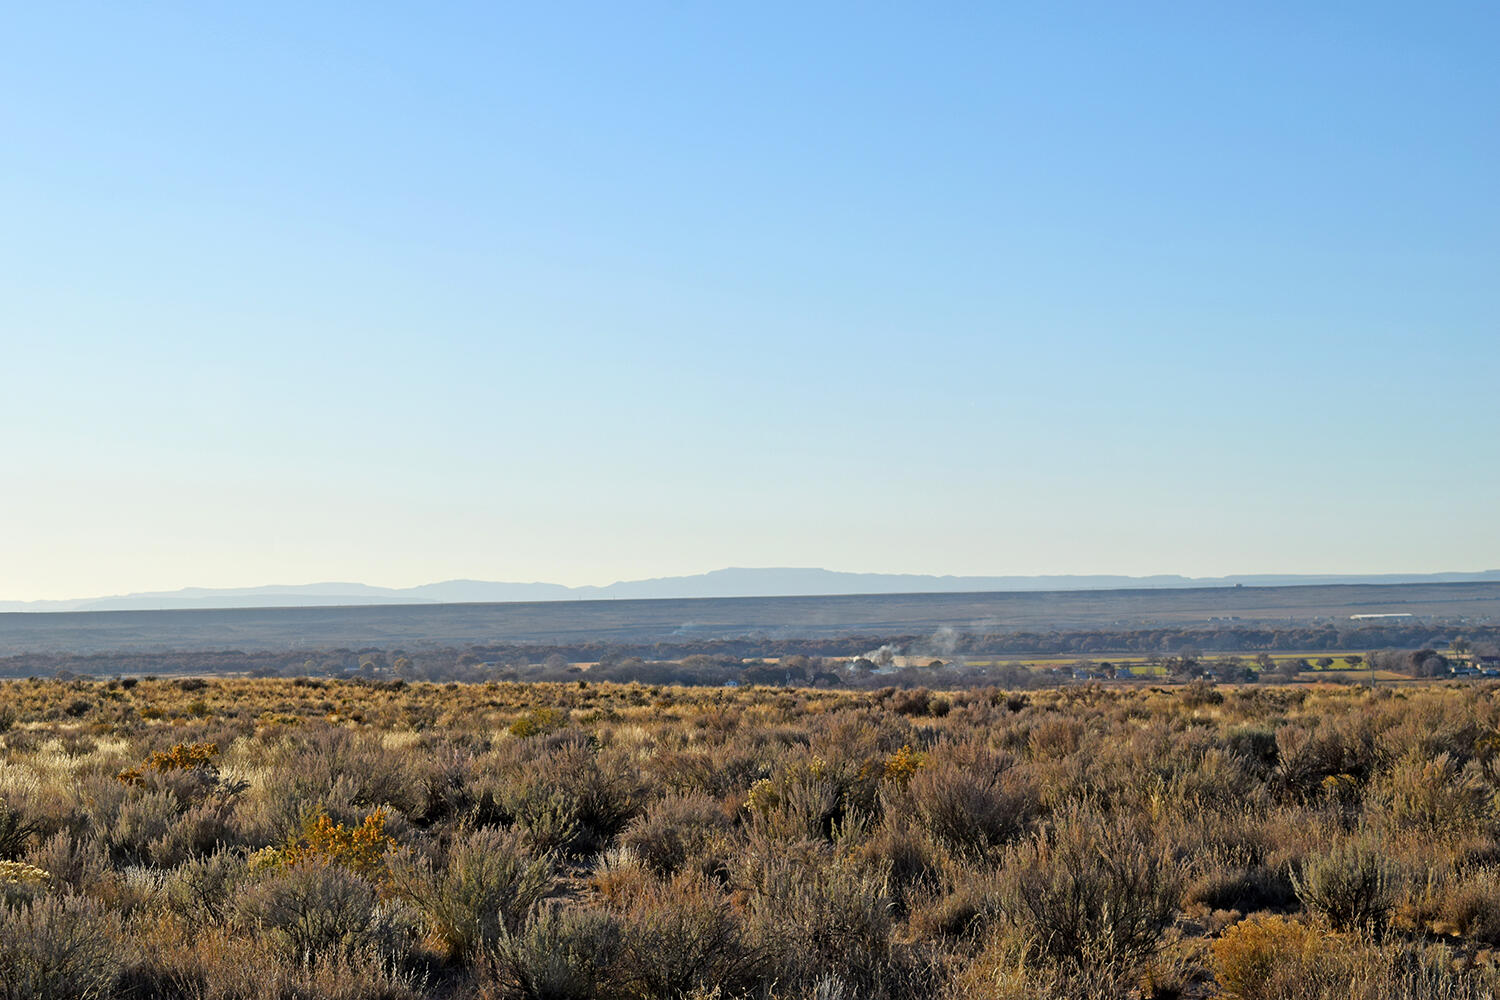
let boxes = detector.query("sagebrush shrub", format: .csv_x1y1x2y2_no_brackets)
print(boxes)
891,689,932,716
744,754,877,844
996,806,1182,971
1186,854,1297,913
485,906,623,1000
846,814,944,914
1377,752,1491,836
0,894,123,1000
1224,725,1280,774
0,801,37,860
163,849,249,923
258,726,434,825
612,869,758,999
1292,840,1400,932
397,825,554,959
902,745,1032,857
1274,723,1358,803
1432,865,1500,944
619,792,731,877
905,866,1002,941
232,858,414,960
742,850,895,993
148,795,240,866
1181,678,1224,708
23,832,107,894
492,737,640,856
105,788,177,864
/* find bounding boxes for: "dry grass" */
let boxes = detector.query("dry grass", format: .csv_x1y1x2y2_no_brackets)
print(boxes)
3,676,1500,998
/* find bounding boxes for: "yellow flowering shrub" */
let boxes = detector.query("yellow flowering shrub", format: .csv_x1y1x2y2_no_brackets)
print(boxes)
263,809,397,881
117,741,220,786
884,744,925,784
0,860,50,885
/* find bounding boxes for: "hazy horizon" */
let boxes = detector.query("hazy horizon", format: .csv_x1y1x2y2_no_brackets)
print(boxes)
9,565,1500,613
4,3,1496,602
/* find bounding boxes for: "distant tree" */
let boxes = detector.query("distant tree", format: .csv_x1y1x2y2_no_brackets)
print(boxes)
1275,658,1306,681
1212,656,1253,683
741,664,786,686
1405,649,1448,677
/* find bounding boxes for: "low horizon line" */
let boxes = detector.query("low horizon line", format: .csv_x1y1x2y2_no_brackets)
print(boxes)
5,565,1500,613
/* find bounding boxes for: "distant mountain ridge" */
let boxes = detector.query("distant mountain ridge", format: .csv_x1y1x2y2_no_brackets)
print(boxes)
6,567,1500,613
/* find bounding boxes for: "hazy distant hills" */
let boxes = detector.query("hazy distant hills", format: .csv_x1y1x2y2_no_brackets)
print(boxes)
6,567,1500,613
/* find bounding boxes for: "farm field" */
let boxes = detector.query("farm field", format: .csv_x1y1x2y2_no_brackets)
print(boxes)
5,675,1500,999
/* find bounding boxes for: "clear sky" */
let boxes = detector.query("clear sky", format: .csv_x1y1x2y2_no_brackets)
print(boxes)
3,3,1497,600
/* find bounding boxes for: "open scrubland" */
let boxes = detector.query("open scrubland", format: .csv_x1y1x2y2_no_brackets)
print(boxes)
6,677,1500,998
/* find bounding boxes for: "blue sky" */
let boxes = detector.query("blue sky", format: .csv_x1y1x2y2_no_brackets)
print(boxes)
2,3,1497,599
